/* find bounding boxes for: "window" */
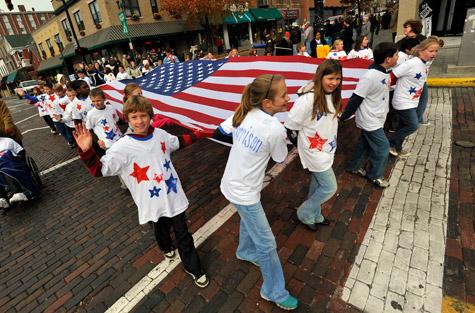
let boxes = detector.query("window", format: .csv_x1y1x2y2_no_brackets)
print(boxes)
61,19,72,37
15,15,26,34
28,14,36,29
88,1,102,24
38,43,46,59
54,33,63,52
123,0,141,17
73,11,85,31
2,16,13,35
150,0,159,14
46,39,54,56
257,0,269,5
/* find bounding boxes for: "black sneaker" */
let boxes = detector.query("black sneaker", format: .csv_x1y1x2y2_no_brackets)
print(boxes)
349,168,366,177
164,250,175,259
183,268,209,288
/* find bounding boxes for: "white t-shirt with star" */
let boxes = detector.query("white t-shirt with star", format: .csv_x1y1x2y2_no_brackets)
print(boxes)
86,105,122,148
76,96,94,121
99,128,188,224
348,48,374,60
285,93,338,172
326,50,347,60
44,94,57,118
35,94,49,117
0,137,23,156
220,109,288,205
392,57,427,110
354,69,391,131
51,95,71,124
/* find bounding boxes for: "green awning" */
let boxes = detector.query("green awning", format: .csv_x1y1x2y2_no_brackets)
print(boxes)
6,70,18,84
37,55,63,72
224,12,255,24
249,8,283,21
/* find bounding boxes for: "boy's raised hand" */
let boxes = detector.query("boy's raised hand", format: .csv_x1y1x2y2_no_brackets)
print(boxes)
73,123,93,152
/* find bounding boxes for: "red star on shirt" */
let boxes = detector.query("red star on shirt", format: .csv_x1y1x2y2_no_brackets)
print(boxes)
76,103,82,111
308,132,327,151
130,163,150,183
161,141,166,154
103,125,110,131
49,95,56,102
153,173,163,184
412,88,423,100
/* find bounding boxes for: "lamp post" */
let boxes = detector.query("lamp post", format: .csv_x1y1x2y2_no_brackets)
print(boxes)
116,0,136,62
286,2,290,27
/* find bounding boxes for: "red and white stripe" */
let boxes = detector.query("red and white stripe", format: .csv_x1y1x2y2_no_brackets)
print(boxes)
101,56,371,131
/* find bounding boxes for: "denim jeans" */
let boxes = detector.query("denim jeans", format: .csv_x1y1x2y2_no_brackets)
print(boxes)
389,108,419,152
297,168,337,225
233,202,289,303
53,122,74,145
416,82,429,123
347,128,389,180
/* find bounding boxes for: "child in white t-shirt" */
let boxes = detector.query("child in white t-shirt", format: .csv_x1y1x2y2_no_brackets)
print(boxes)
341,42,399,188
285,59,341,230
74,95,211,288
389,37,443,157
348,35,374,60
217,74,298,311
326,39,347,60
51,84,76,148
86,88,122,150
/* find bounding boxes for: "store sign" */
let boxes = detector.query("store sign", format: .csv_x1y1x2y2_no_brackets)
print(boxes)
281,9,299,20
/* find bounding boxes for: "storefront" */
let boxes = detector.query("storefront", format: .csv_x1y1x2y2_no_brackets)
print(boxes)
223,12,255,50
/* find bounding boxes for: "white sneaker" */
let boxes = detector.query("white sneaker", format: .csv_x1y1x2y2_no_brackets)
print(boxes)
9,193,28,203
0,198,10,208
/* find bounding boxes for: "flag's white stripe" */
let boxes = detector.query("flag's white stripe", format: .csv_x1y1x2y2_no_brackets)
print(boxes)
202,76,357,87
220,61,318,73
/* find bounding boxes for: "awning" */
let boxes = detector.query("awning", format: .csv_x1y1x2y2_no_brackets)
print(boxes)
224,12,255,24
37,55,63,72
6,70,18,84
250,8,283,21
61,21,203,58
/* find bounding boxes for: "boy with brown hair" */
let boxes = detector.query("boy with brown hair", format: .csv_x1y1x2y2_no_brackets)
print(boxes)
74,95,211,287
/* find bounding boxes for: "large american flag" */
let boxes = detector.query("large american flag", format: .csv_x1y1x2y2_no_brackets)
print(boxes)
101,56,372,131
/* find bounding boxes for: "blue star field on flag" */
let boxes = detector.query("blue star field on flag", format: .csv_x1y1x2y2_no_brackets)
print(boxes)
163,159,171,171
122,60,227,96
149,186,161,198
415,72,422,80
100,118,107,126
165,174,178,194
408,86,417,95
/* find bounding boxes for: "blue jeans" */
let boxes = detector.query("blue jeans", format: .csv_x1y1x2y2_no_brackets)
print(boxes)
233,202,289,303
416,82,428,123
389,108,419,152
53,122,74,145
347,128,389,180
297,168,337,225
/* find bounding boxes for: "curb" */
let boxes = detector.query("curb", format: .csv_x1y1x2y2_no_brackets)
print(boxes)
427,77,475,87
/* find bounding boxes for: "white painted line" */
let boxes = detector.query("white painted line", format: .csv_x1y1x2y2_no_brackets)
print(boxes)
39,156,80,176
8,103,27,109
22,126,50,135
16,113,38,124
106,148,299,313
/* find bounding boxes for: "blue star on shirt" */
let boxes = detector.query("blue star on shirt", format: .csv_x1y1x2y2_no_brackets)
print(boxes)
105,130,116,140
99,119,107,126
316,112,323,121
328,137,337,152
408,86,417,95
381,78,386,85
149,186,161,198
165,174,178,194
163,159,171,171
415,72,422,80
333,52,337,57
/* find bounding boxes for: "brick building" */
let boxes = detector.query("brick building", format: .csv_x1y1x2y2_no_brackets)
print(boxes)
0,4,53,36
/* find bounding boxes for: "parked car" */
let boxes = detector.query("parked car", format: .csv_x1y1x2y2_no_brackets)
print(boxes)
16,80,38,99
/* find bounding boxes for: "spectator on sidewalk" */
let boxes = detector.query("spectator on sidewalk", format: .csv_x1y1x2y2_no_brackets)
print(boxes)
116,65,132,80
127,61,142,79
310,31,327,58
341,42,399,188
216,74,299,311
284,60,342,231
77,69,94,88
74,95,211,288
348,35,374,60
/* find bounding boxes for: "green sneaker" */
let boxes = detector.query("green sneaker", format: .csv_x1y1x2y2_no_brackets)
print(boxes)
261,294,299,311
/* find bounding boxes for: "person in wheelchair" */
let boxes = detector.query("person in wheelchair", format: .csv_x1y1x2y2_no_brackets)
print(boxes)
0,137,41,209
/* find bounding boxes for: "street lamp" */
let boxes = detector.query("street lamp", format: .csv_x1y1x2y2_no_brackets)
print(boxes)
116,0,136,62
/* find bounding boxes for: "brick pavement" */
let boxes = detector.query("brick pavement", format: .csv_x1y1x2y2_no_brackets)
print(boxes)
443,87,475,312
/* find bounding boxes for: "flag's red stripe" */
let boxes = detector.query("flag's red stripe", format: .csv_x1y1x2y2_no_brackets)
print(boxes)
227,56,372,68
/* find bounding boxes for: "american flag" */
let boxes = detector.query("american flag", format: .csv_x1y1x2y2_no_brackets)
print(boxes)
101,56,372,131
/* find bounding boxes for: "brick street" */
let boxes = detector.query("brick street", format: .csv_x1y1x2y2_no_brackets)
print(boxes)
0,88,474,313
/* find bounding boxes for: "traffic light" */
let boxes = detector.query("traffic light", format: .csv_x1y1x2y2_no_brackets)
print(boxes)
5,0,14,11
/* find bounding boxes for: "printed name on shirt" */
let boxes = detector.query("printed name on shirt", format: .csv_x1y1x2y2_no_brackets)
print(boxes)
234,126,264,153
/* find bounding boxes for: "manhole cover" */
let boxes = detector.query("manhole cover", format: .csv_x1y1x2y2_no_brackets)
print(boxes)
454,140,475,148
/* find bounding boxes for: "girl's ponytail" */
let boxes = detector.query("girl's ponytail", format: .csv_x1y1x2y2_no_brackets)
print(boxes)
233,84,253,127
